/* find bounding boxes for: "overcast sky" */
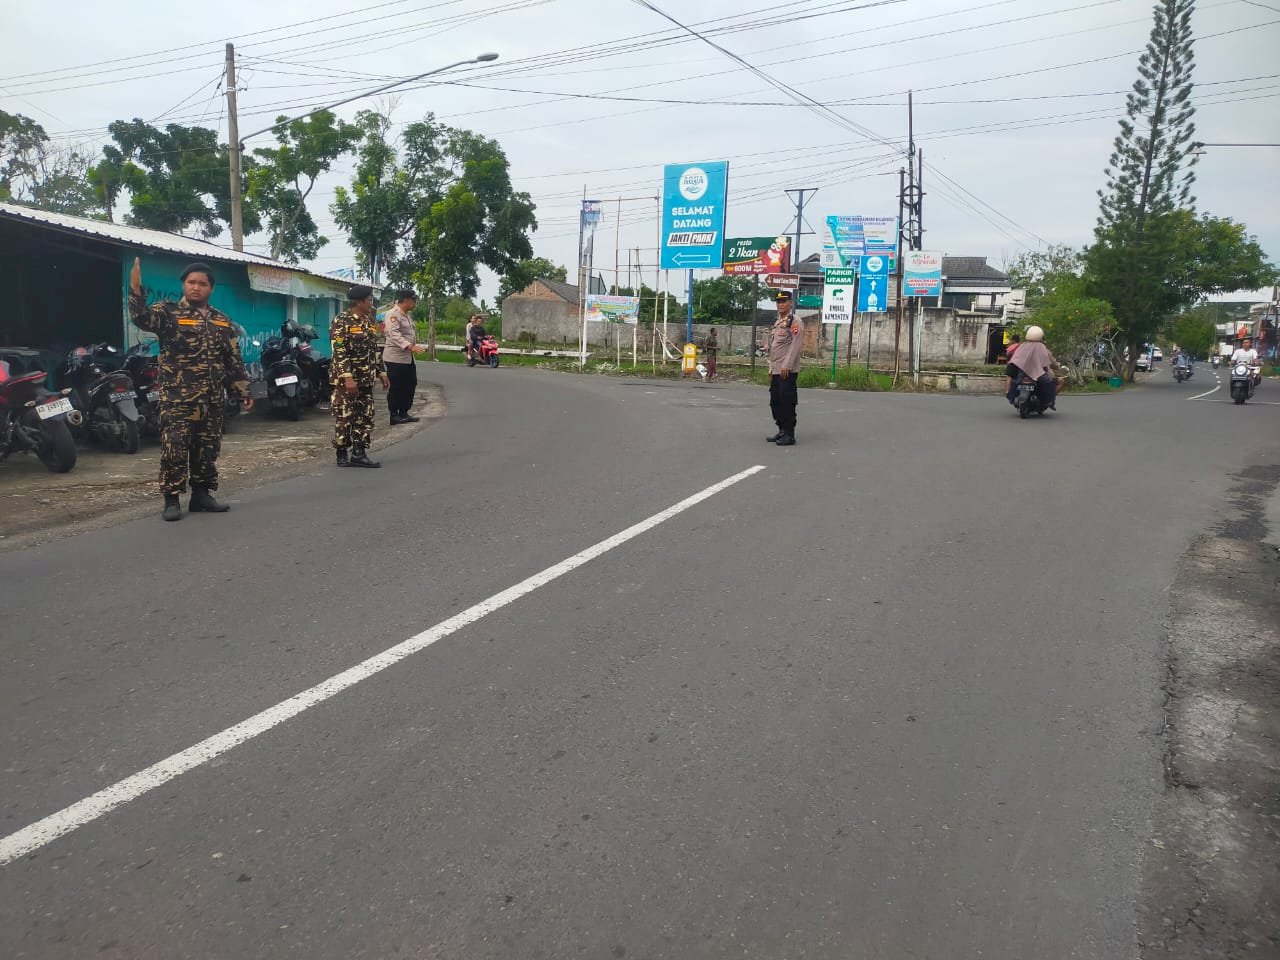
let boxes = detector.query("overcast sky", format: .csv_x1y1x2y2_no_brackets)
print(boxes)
5,0,1278,301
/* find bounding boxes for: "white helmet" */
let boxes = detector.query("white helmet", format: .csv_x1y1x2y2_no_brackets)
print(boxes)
1025,325,1045,342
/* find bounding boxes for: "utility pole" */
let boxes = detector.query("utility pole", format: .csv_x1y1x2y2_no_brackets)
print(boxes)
226,43,244,253
783,188,818,265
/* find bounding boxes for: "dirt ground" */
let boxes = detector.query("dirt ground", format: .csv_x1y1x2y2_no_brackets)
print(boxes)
0,383,443,548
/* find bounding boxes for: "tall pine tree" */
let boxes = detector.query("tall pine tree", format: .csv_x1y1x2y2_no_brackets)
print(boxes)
1088,0,1199,373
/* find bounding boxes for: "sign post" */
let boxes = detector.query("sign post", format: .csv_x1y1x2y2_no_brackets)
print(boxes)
823,267,856,383
660,161,728,346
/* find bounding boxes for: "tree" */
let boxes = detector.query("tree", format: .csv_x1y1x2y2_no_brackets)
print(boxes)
94,119,258,238
1006,244,1085,308
397,119,537,351
0,110,100,216
498,256,566,305
247,111,360,263
1088,0,1198,377
1172,305,1217,359
692,275,764,323
331,111,538,344
1025,277,1114,383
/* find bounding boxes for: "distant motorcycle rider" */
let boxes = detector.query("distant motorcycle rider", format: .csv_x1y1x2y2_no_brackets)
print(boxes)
1006,325,1060,409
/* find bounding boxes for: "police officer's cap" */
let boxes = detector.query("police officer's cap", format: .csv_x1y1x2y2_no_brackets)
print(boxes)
347,284,375,302
775,289,793,302
181,263,215,286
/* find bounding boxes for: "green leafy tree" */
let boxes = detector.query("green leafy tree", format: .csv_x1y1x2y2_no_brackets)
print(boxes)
1025,277,1114,383
1087,0,1198,377
93,119,258,238
498,256,566,305
330,111,409,283
398,120,537,350
1171,306,1217,358
0,110,100,216
692,275,764,323
1006,244,1085,308
332,111,537,352
247,111,360,263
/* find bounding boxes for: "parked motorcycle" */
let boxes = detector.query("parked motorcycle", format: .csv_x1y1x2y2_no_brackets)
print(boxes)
1013,374,1056,419
123,341,162,438
0,360,78,472
56,344,140,453
259,319,330,420
466,334,500,368
1229,362,1260,404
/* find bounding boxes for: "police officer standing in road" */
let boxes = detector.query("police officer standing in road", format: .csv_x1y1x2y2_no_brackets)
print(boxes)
331,284,390,468
129,258,253,522
765,289,804,446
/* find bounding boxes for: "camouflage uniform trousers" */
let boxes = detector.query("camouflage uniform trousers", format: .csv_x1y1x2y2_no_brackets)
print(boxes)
159,398,224,494
332,383,375,449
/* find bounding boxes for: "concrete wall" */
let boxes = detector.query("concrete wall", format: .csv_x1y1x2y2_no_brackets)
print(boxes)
813,307,1000,366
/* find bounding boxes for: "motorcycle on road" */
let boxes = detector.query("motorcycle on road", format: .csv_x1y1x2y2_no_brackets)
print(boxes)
1229,362,1260,404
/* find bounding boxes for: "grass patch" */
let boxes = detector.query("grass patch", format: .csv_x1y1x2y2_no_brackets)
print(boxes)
1061,378,1123,393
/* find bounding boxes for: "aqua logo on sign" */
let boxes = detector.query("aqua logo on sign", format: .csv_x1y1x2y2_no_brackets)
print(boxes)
661,161,729,270
857,254,889,313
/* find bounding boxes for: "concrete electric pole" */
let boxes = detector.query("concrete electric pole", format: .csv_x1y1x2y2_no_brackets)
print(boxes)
226,43,244,252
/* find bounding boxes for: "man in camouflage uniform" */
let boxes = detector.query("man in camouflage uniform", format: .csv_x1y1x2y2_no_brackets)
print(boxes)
129,259,254,522
331,284,389,468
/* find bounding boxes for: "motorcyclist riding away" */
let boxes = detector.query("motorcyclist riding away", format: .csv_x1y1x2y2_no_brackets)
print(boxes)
1007,325,1060,409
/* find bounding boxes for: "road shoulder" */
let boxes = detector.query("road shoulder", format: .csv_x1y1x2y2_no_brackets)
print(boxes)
0,383,444,550
1138,464,1280,955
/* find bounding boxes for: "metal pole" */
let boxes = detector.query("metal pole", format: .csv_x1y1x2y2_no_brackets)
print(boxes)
893,167,905,382
663,269,669,362
578,188,587,365
686,269,694,345
226,44,244,252
751,275,759,375
830,325,839,383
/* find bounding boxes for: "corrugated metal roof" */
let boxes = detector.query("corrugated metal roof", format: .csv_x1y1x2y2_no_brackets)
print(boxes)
0,201,327,278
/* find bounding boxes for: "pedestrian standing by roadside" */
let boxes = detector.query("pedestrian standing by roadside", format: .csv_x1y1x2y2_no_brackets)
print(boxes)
331,285,390,468
129,258,253,522
382,289,427,426
765,290,804,446
704,327,719,381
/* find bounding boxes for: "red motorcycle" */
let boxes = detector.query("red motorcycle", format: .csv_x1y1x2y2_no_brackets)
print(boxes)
466,334,500,368
0,360,79,472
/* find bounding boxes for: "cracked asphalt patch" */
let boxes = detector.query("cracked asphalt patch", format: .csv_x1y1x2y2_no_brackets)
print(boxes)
1138,464,1280,957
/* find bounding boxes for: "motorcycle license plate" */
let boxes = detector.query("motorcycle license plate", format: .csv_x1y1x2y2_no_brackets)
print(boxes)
275,375,299,386
147,391,160,402
35,397,73,420
109,390,136,403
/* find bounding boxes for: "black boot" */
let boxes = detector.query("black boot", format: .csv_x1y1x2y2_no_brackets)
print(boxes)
349,444,381,468
188,485,230,512
162,493,182,522
775,432,796,446
336,447,349,467
765,430,784,442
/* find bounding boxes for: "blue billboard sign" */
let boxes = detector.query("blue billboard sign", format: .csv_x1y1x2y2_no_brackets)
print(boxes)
856,254,890,313
660,161,729,270
821,216,898,270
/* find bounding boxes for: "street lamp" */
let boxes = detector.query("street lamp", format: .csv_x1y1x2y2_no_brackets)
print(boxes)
229,52,499,250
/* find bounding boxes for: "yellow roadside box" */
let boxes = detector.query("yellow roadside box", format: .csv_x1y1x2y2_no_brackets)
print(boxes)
682,342,698,374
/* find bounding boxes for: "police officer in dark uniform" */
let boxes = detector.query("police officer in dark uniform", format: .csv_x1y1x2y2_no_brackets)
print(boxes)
129,258,253,522
331,285,389,467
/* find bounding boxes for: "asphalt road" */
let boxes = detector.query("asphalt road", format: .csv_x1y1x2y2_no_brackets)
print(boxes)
2,361,1277,959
